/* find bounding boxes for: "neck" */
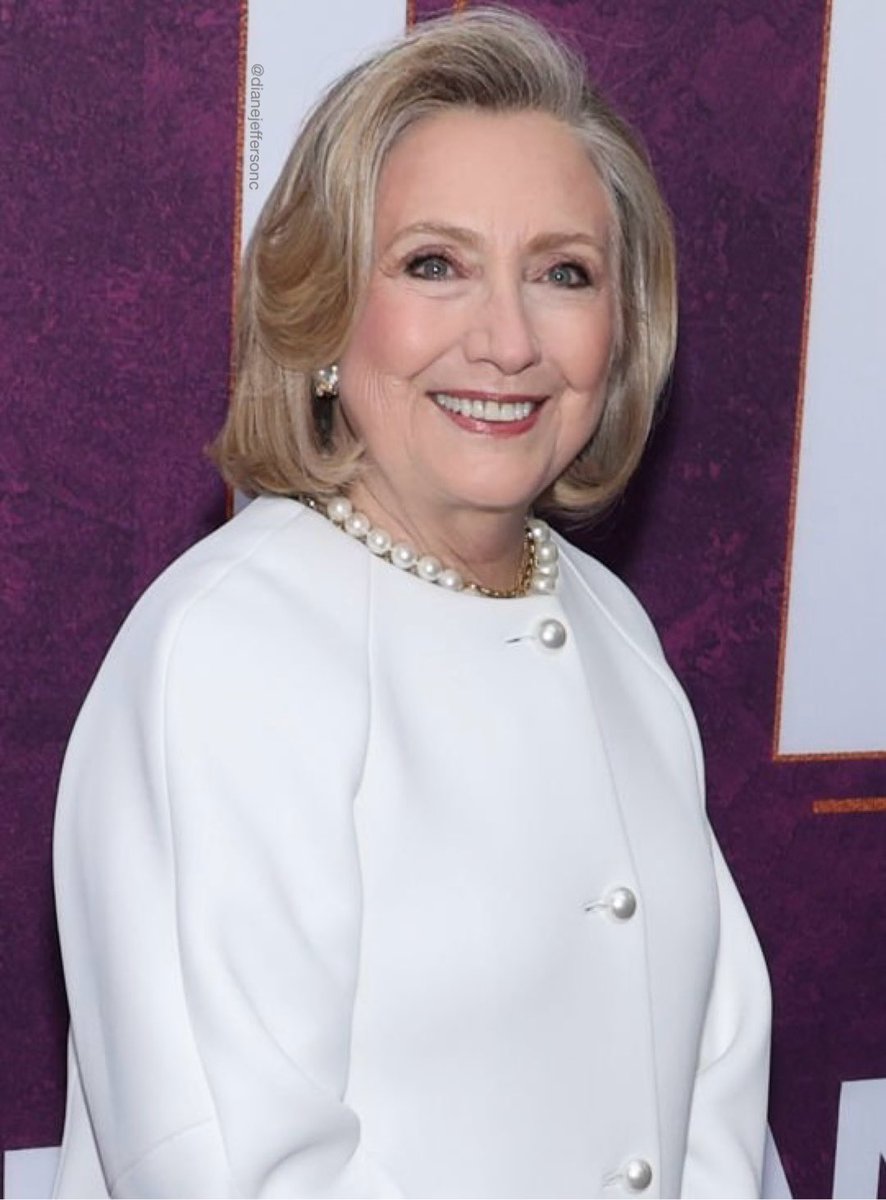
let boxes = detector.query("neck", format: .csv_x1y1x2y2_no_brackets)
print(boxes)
345,479,529,593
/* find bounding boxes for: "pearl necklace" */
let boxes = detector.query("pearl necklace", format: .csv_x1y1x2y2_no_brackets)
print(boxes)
298,494,559,597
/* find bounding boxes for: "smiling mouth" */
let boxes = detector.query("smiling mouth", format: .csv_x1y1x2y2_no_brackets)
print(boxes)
430,392,543,424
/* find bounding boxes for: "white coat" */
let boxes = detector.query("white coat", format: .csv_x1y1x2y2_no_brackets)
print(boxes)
53,495,771,1199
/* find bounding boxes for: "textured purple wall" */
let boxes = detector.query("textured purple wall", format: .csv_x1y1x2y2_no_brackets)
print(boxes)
4,3,885,1198
2,1,238,1164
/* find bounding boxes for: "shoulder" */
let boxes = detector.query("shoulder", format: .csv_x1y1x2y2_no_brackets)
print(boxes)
131,496,354,627
77,497,371,728
119,496,365,656
59,496,372,824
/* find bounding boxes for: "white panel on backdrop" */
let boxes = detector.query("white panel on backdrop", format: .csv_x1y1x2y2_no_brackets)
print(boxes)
762,1126,793,1199
3,1147,59,1199
240,0,407,248
832,1078,886,1199
778,0,886,755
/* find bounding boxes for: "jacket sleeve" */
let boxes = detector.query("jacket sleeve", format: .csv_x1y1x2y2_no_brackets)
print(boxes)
680,833,772,1199
53,570,403,1199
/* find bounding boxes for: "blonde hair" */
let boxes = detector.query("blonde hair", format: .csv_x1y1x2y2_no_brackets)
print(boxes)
214,6,677,519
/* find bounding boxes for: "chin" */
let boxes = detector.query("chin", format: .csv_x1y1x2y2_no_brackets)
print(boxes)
442,484,547,517
445,468,556,514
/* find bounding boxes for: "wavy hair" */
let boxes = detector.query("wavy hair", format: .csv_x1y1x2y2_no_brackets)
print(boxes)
213,7,677,519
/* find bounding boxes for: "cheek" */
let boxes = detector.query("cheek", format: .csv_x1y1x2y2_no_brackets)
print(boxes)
537,303,615,393
343,285,452,387
341,291,403,379
573,319,615,391
578,356,612,405
339,295,434,439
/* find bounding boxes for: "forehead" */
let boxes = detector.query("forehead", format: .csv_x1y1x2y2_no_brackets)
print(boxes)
374,109,612,243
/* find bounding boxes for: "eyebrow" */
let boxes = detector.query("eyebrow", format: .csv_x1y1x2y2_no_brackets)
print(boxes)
387,221,609,257
529,230,608,257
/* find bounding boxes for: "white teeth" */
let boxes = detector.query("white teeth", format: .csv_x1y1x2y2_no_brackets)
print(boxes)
431,393,537,423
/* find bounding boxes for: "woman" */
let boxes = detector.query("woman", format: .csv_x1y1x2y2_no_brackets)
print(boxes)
53,9,770,1199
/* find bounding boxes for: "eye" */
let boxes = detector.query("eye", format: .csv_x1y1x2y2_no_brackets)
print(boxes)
545,261,592,289
405,253,456,281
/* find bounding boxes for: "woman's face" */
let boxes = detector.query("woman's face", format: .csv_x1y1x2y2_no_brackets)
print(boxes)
337,108,616,529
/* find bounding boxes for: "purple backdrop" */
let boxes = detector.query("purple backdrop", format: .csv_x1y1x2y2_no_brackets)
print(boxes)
2,0,238,1167
3,3,885,1198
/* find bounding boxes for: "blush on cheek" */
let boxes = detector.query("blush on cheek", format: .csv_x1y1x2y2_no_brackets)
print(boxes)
357,278,459,379
382,296,453,377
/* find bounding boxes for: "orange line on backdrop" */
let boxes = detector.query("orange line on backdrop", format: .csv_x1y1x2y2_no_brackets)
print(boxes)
813,797,886,815
779,747,886,764
229,0,249,392
409,0,467,20
771,0,834,759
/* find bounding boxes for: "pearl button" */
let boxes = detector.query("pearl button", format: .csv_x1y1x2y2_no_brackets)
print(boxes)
608,887,637,921
537,618,567,649
625,1158,653,1191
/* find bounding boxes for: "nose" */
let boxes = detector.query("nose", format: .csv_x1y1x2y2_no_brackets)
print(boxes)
464,273,541,375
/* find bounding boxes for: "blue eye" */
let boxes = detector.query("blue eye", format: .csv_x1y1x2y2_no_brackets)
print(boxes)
547,262,591,288
405,254,454,281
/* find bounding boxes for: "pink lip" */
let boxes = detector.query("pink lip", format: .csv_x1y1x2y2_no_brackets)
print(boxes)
429,390,547,437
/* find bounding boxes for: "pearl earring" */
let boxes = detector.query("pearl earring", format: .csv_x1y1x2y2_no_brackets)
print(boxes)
312,364,339,400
